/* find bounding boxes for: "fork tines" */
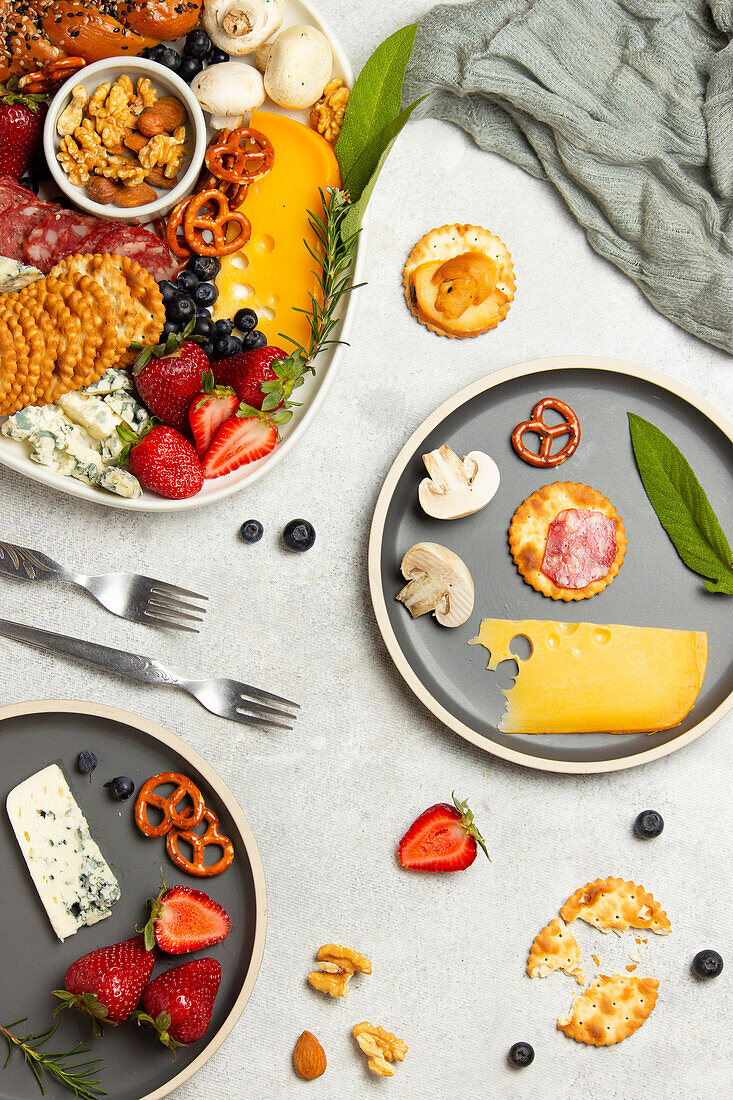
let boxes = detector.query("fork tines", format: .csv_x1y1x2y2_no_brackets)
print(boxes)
237,684,299,730
145,582,208,633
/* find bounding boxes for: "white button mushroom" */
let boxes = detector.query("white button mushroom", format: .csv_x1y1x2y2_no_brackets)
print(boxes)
261,24,332,110
396,543,475,628
190,62,265,130
418,444,500,520
203,0,284,55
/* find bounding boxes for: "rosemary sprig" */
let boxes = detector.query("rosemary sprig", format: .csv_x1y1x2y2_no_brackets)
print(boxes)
237,186,363,426
1,1017,107,1099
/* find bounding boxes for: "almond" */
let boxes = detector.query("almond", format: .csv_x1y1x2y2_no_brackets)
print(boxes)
124,131,148,153
138,97,187,137
145,166,178,190
86,176,121,205
113,182,158,208
292,1031,327,1080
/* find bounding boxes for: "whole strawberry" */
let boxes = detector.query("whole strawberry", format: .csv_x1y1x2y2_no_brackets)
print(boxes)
128,424,204,499
53,935,155,1035
133,324,210,432
212,345,297,411
136,958,222,1051
0,78,47,180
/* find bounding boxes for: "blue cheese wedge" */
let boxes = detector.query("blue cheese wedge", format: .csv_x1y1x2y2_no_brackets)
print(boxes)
0,257,42,293
6,764,121,941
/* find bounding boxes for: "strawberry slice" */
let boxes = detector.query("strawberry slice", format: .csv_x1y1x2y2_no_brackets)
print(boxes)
202,412,277,479
188,369,238,457
143,878,231,955
398,793,489,872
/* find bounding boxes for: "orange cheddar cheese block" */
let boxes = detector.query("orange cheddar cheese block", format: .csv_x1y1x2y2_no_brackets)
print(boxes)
468,619,708,734
213,111,341,348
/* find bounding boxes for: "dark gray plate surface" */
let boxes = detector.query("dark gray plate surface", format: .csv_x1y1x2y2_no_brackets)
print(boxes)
0,705,264,1099
370,359,733,770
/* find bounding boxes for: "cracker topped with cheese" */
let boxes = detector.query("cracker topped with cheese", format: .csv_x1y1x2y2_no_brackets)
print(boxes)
527,918,585,984
561,877,671,935
508,482,627,600
403,224,516,338
558,973,659,1046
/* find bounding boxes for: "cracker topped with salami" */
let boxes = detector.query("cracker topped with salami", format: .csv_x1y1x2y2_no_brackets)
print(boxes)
560,876,671,935
509,481,627,601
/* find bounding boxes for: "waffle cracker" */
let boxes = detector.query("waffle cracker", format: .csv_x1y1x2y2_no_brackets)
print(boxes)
50,253,138,356
0,310,33,415
509,482,627,601
558,973,659,1045
403,224,515,338
561,877,671,935
527,918,585,984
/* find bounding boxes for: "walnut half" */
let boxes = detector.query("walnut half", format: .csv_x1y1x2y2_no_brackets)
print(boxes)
353,1022,408,1077
309,78,350,144
307,943,371,998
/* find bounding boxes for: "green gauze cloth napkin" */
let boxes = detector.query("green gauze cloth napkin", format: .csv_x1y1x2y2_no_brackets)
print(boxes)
403,0,733,354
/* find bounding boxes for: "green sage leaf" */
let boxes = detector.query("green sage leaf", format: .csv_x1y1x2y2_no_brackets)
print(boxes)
628,412,733,594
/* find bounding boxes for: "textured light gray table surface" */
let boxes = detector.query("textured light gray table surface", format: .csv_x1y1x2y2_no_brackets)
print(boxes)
1,3,732,1096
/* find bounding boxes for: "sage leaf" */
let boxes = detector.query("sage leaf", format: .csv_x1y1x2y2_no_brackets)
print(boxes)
336,24,424,235
628,412,733,594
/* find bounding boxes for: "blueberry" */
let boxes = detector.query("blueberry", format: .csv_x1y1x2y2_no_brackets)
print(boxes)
104,776,135,801
214,335,242,359
200,338,216,359
194,281,218,308
188,255,220,281
283,519,316,553
193,315,214,339
240,520,264,544
144,44,166,63
184,29,212,59
162,320,179,339
214,318,233,340
168,295,196,324
157,47,182,74
209,46,228,65
159,279,178,304
176,270,199,295
634,810,664,839
197,306,212,321
508,1042,534,1068
692,950,723,979
77,750,98,776
178,56,204,83
19,174,39,195
233,307,258,332
242,328,267,351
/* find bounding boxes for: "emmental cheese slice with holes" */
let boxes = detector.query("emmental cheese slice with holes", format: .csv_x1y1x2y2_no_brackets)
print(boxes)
468,619,708,734
213,111,341,348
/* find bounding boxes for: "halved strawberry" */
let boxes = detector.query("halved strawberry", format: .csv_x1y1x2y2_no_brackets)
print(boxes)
397,793,489,872
143,878,231,955
202,412,277,479
188,369,238,457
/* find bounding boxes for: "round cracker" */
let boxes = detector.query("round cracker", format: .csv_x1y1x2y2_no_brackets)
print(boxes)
508,481,627,601
49,253,138,357
0,307,34,415
115,253,166,366
42,272,121,393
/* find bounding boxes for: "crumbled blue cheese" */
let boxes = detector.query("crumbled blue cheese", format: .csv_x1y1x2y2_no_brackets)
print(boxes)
27,430,60,468
83,368,135,396
0,257,42,293
57,392,124,441
2,404,66,441
103,391,150,433
6,764,121,941
98,467,142,498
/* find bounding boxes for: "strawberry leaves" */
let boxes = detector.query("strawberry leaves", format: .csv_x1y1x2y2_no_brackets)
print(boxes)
452,792,490,861
131,319,203,375
52,991,109,1039
0,75,48,111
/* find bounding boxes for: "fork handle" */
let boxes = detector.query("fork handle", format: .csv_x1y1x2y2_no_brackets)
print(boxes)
0,541,67,582
0,618,179,686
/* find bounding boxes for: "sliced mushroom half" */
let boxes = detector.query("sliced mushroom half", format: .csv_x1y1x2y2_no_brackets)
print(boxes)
396,542,474,628
418,444,500,520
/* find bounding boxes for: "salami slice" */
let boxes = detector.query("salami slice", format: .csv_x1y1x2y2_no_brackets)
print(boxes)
23,210,100,272
541,509,617,589
88,224,178,282
0,205,53,262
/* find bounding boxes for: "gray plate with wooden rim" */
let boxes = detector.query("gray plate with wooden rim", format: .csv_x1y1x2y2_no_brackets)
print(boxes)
0,700,266,1100
368,356,733,774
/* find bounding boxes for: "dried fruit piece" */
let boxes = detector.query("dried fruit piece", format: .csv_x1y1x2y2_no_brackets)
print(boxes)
292,1030,327,1080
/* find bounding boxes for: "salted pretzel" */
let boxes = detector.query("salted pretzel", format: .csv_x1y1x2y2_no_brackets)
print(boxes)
511,397,581,468
204,126,274,185
134,772,206,839
19,56,86,94
166,806,235,878
166,190,250,258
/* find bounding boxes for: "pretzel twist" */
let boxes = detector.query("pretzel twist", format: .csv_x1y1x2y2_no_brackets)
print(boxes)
134,772,206,838
511,397,581,467
204,126,275,185
166,806,235,877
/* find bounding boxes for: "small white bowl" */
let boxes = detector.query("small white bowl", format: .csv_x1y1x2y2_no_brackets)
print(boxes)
44,57,206,223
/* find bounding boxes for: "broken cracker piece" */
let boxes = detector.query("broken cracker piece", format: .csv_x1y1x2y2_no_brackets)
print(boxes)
558,973,659,1046
527,918,585,985
560,877,671,935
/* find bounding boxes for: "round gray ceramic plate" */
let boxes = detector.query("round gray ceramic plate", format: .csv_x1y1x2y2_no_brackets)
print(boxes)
0,700,266,1100
368,356,733,774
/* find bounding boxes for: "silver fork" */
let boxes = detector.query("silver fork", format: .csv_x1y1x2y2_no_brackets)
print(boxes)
0,618,299,730
0,541,207,633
